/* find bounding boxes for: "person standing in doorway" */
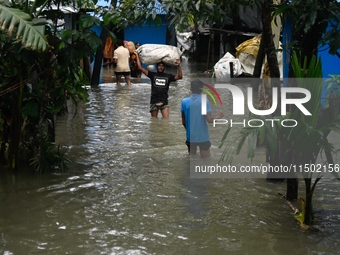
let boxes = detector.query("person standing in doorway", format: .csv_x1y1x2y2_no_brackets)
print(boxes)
113,39,131,86
134,52,182,118
181,79,223,158
103,36,114,67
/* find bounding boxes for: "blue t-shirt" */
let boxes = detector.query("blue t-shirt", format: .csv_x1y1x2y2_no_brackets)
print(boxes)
181,94,212,143
147,71,176,104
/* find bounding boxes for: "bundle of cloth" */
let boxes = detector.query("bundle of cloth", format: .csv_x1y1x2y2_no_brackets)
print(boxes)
136,44,182,66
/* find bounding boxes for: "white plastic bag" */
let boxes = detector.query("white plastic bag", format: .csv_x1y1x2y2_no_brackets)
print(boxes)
214,52,243,80
136,44,182,66
237,52,257,76
176,32,194,51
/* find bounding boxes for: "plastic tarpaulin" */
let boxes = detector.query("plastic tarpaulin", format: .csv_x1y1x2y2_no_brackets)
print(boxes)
236,36,283,78
236,36,261,75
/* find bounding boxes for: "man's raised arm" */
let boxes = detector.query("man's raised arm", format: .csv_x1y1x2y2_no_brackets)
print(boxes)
134,51,148,76
174,59,182,80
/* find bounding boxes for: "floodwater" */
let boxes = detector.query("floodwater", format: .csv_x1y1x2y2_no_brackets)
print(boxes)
1,61,340,255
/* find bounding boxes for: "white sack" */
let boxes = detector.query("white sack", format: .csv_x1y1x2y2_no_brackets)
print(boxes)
238,52,257,76
238,49,283,78
136,44,182,66
176,32,194,51
214,52,243,80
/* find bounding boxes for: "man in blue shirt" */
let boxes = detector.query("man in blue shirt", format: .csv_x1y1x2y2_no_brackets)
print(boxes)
181,79,223,158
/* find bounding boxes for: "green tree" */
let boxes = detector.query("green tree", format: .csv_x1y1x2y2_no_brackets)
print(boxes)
219,52,340,226
275,0,340,62
159,0,340,226
0,0,174,171
0,0,101,172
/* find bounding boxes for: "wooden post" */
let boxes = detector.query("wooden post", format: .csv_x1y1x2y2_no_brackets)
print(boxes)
207,33,211,70
229,62,234,84
211,32,215,66
220,34,224,59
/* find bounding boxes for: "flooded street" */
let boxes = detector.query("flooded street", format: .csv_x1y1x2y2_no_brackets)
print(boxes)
1,62,340,255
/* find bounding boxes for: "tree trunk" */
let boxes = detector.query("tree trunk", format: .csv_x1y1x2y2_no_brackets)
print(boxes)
206,33,211,70
91,26,110,87
286,178,298,200
284,1,332,209
259,3,288,182
251,34,265,91
304,179,313,225
91,0,117,87
7,84,23,171
82,56,92,82
293,0,331,64
259,3,281,114
285,148,298,200
261,3,280,79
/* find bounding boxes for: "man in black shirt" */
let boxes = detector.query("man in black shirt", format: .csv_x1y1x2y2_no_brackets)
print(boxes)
135,52,182,118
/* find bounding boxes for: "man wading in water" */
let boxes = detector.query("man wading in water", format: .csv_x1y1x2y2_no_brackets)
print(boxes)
181,79,223,158
134,52,182,118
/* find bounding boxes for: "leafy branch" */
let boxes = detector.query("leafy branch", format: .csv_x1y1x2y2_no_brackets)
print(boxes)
0,4,47,51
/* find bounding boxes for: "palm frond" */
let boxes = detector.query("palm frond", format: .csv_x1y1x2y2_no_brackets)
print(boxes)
0,5,47,51
291,52,323,128
248,129,258,159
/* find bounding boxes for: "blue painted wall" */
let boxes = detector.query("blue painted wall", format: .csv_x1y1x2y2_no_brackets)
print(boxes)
282,20,340,79
91,24,102,37
319,22,340,104
282,19,340,106
319,45,340,78
124,16,168,46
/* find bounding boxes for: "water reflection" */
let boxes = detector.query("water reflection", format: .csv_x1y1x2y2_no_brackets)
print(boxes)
0,63,340,255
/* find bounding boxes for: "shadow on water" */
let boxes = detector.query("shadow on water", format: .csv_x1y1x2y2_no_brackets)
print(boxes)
1,61,340,254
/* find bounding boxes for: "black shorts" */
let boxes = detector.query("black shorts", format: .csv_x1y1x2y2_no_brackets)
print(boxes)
115,71,130,76
149,103,168,112
186,141,211,150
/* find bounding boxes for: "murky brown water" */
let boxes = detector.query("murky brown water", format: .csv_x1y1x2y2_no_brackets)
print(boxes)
1,62,340,254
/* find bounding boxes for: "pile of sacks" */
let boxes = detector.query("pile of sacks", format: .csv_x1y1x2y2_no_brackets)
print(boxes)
136,44,182,66
235,35,262,76
214,35,283,79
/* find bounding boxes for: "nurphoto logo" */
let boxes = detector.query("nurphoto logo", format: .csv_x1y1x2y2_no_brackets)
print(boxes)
201,82,312,128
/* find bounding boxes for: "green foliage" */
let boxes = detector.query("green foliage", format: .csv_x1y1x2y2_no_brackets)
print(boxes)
29,139,71,173
0,4,47,51
0,0,101,172
219,116,280,164
87,0,166,30
219,51,340,225
161,0,258,33
291,53,323,128
78,14,101,29
274,0,340,56
326,75,340,91
325,74,340,101
162,0,339,56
